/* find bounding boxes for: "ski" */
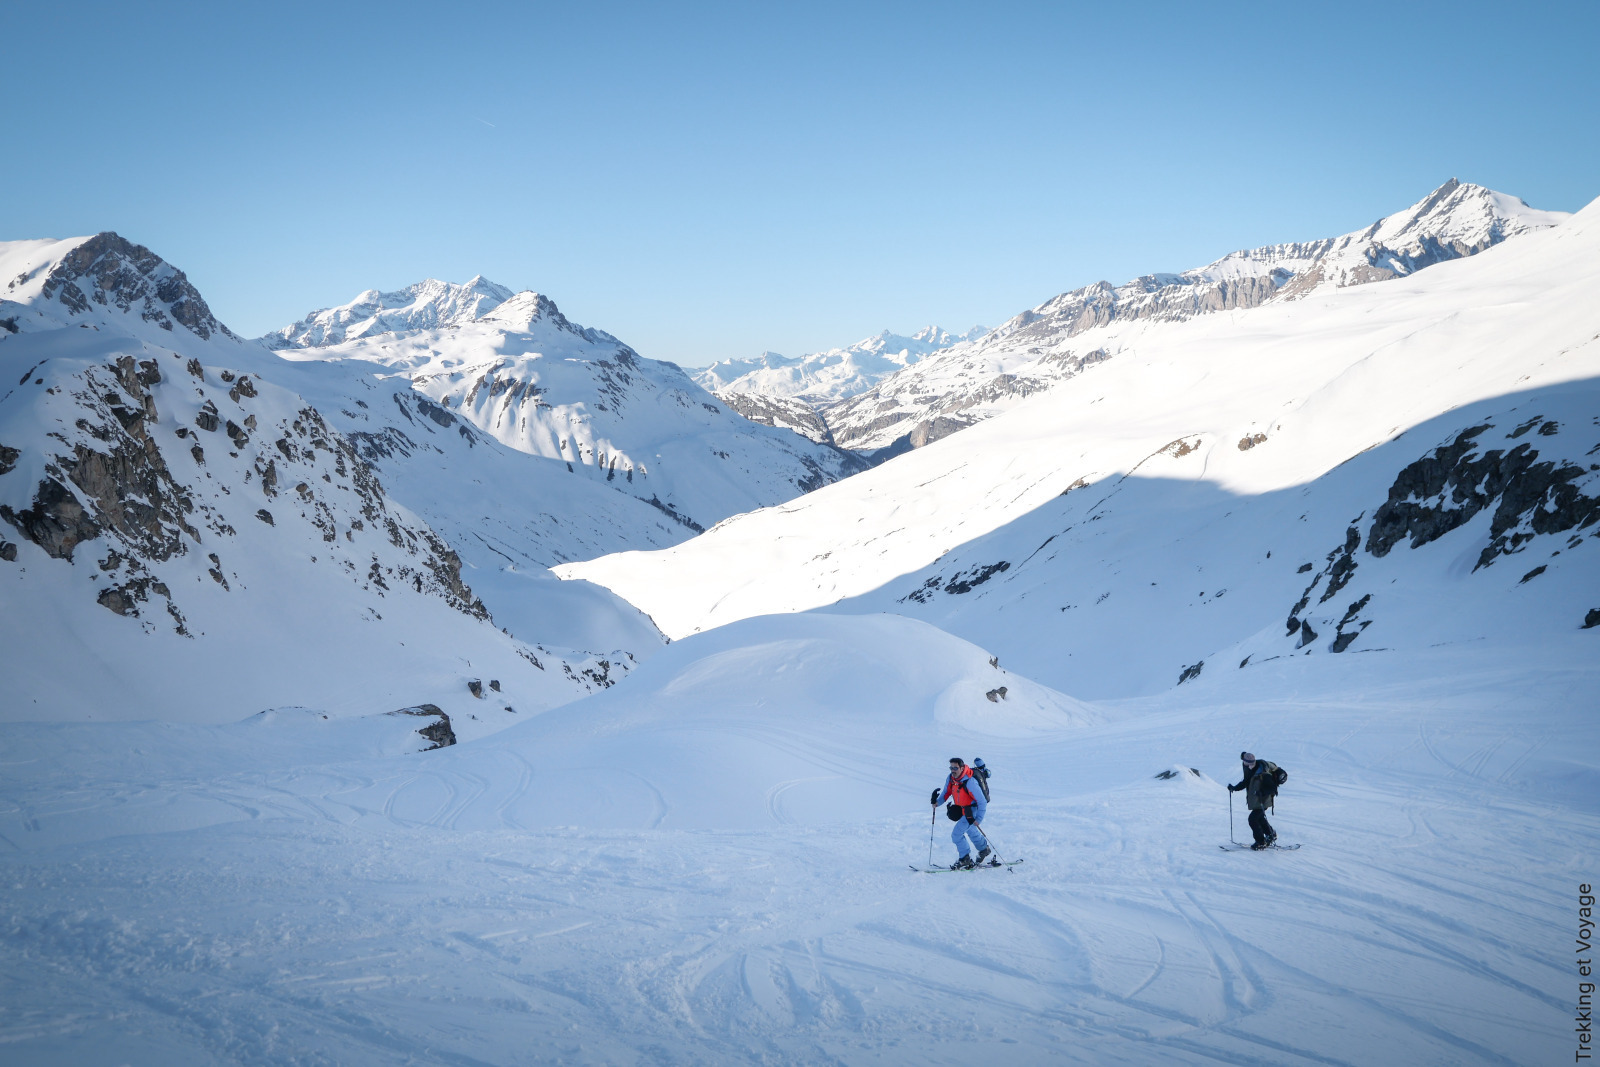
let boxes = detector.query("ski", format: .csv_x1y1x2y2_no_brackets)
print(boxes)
1218,843,1301,851
910,858,1025,872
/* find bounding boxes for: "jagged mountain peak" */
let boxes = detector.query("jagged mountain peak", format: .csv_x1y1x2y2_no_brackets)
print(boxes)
262,274,516,350
0,232,235,342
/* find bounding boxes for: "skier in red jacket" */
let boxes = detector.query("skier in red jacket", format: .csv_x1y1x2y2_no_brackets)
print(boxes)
931,757,990,869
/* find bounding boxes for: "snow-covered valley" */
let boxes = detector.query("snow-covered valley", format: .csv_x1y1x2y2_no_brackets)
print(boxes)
2,621,1590,1064
2,182,1596,1065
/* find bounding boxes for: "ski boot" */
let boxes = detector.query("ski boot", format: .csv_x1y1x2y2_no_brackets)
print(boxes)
953,855,976,870
975,847,993,866
1250,840,1267,851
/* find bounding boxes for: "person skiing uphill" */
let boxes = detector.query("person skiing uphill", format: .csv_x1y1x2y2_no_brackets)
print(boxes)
931,757,990,868
1228,751,1279,849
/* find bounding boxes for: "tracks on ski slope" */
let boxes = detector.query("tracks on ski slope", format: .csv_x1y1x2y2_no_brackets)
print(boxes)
0,668,1592,1064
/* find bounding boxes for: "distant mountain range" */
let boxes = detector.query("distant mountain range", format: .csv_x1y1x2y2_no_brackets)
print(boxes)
705,180,1570,456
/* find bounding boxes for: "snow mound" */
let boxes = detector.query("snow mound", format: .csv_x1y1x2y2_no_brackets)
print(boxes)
350,612,1093,832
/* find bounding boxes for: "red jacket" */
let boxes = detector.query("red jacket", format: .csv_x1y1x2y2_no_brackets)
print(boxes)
941,768,977,807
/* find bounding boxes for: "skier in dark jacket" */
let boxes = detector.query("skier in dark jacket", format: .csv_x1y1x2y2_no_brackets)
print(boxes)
931,757,989,868
1228,751,1279,849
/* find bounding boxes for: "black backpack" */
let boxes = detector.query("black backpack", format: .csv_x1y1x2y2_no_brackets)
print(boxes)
971,760,992,802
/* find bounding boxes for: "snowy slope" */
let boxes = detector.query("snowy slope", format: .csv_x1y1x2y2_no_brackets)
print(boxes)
0,610,1591,1063
0,234,643,728
561,194,1600,700
821,180,1569,452
259,274,515,349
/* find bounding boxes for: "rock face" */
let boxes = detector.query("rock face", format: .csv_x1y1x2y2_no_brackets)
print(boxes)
1,342,489,633
1,356,196,565
387,704,457,750
1283,411,1600,655
36,233,234,341
715,391,837,445
1366,420,1600,570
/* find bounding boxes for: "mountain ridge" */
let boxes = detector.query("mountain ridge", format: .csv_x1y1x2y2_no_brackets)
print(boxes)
755,181,1570,455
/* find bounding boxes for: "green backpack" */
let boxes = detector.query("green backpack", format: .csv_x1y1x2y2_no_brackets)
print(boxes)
1259,761,1288,802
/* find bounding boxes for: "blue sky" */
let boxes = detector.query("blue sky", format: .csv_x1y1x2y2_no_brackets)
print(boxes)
4,1,1596,366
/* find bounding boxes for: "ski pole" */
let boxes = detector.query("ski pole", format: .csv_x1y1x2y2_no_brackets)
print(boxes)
971,819,1008,869
1229,789,1236,846
928,802,937,869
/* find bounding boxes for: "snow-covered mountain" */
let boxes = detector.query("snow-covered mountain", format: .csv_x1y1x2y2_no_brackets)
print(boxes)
0,234,647,729
269,287,872,537
260,274,515,349
694,325,987,402
562,191,1600,700
817,180,1569,452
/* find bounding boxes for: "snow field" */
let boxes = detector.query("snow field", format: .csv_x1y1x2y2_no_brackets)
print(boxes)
2,614,1592,1064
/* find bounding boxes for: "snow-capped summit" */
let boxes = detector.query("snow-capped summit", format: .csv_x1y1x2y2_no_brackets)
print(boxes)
261,274,515,349
476,289,625,347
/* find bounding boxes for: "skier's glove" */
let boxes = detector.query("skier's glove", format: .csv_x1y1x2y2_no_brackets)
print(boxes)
931,789,940,806
1227,783,1241,792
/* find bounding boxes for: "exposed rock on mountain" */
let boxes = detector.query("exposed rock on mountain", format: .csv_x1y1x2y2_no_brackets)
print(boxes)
387,704,457,749
4,232,234,342
1365,419,1600,569
0,235,647,727
714,391,836,444
1280,410,1600,655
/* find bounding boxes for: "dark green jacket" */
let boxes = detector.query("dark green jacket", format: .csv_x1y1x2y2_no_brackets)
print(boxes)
1244,760,1281,811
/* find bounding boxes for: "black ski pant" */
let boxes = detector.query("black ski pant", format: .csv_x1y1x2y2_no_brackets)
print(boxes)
1248,809,1274,845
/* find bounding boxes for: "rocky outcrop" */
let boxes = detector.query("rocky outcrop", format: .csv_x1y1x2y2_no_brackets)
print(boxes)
387,704,457,750
1284,413,1599,655
902,561,1011,603
40,233,234,340
716,391,836,445
1367,421,1600,570
0,355,197,563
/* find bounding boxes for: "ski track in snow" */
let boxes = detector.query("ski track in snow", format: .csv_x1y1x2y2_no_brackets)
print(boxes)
1,645,1590,1065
